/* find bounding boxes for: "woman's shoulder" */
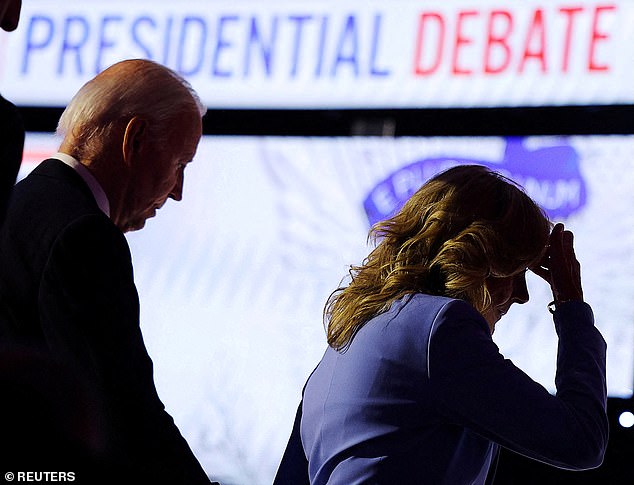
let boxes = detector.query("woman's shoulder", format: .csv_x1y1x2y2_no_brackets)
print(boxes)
396,293,477,317
390,294,486,332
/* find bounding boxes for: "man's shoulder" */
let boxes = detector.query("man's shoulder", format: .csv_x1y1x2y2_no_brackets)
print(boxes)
11,159,104,224
17,158,87,195
4,160,118,254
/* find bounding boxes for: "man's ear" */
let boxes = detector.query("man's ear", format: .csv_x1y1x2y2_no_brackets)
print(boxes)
122,116,148,167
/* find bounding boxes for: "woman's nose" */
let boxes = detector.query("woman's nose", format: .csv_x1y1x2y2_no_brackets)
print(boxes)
512,273,530,304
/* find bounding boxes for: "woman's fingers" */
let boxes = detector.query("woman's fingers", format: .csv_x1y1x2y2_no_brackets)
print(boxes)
530,264,550,282
545,223,584,303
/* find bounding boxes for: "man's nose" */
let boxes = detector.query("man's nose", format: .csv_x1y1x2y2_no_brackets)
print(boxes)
169,172,184,201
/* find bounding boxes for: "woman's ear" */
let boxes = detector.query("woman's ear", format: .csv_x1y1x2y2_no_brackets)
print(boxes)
122,116,148,167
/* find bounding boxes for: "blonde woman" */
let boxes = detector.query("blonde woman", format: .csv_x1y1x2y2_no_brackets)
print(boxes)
275,165,607,485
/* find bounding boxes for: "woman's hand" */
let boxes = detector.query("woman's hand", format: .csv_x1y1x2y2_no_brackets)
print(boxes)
531,223,584,303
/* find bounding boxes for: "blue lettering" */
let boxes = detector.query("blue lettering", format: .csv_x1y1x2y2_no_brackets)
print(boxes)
59,16,90,75
288,15,312,78
369,14,390,77
22,15,55,74
244,16,278,77
314,15,328,77
212,15,239,77
163,16,174,65
177,16,207,76
331,15,359,77
370,184,398,216
131,16,156,60
21,11,392,85
392,167,424,199
96,15,123,73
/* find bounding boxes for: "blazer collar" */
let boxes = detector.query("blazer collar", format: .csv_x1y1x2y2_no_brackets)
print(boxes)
51,153,110,217
33,158,103,213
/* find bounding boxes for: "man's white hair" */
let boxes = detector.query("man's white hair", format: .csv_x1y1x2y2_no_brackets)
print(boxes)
57,59,206,160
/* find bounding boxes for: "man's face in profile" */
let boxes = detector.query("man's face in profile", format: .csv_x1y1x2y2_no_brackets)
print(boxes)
120,111,202,233
0,0,21,32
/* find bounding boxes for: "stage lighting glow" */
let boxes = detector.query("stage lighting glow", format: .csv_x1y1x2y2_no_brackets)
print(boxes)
618,411,634,428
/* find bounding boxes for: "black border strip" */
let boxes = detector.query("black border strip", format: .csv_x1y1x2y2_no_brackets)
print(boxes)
17,104,634,136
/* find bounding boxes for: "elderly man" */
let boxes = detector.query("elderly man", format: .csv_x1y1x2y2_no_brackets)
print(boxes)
0,59,212,483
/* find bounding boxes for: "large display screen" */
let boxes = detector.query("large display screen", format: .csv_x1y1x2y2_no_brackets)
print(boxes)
21,133,634,484
2,0,630,108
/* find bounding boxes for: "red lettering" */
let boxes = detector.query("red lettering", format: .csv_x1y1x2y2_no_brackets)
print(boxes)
589,4,616,72
411,5,613,79
519,8,547,73
414,12,444,76
484,10,513,74
559,6,584,72
452,10,478,75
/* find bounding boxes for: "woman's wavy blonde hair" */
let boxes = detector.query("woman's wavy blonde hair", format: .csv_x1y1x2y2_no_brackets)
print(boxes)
326,164,551,351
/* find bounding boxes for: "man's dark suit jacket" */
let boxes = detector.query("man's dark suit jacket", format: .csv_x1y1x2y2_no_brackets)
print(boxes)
0,159,210,483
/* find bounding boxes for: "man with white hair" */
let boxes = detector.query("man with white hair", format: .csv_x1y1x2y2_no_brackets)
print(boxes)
0,59,212,483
